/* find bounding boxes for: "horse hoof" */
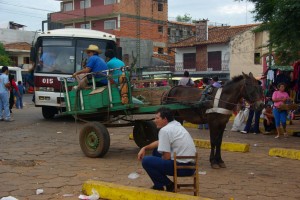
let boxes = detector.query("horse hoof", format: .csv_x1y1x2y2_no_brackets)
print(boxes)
211,163,220,169
218,162,226,168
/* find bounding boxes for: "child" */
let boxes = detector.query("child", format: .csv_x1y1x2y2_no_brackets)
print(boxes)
16,81,24,109
262,104,275,133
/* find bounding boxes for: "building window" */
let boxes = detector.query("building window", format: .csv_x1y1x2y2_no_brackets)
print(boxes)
158,48,164,54
104,0,116,5
208,51,222,71
158,3,163,11
158,25,163,33
63,2,73,11
23,57,29,64
80,0,91,9
80,23,91,29
104,20,116,30
254,53,261,64
183,53,196,69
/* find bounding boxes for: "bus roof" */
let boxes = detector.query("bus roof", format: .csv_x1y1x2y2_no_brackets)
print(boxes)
39,28,116,41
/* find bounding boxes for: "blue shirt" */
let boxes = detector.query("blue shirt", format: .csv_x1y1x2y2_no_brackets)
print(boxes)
86,54,108,84
0,73,9,93
40,52,56,71
107,57,125,84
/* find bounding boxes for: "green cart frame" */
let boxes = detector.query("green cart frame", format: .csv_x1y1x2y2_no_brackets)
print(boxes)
62,68,192,157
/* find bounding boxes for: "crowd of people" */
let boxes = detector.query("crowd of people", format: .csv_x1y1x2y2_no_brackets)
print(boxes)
0,66,25,122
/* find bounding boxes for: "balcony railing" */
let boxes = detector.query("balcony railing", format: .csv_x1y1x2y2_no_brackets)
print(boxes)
51,4,114,22
174,62,229,72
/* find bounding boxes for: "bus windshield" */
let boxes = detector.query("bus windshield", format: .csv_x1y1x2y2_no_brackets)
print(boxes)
35,38,116,74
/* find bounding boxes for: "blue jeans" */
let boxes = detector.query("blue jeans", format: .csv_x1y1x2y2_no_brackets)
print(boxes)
273,108,287,127
0,92,11,120
142,149,195,189
243,109,261,133
15,95,23,109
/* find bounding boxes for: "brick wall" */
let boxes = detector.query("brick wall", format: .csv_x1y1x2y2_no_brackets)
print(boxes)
196,45,207,71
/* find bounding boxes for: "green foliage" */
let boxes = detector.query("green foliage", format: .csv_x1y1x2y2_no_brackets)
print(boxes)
237,0,300,65
176,13,192,23
0,42,12,66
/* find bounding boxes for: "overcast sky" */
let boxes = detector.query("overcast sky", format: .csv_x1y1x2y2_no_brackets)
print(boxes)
0,0,257,32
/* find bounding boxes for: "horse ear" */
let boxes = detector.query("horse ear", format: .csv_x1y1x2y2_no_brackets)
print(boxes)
242,72,247,78
248,72,254,78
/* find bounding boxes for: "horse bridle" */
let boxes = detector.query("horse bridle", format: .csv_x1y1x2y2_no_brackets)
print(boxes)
240,79,263,104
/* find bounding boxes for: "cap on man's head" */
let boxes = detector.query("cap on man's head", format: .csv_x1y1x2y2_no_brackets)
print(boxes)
84,44,102,54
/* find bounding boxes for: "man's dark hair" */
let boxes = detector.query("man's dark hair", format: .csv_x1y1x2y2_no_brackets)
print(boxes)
18,81,22,84
1,66,8,73
156,107,174,122
183,71,189,77
212,76,219,82
203,77,209,84
105,49,115,59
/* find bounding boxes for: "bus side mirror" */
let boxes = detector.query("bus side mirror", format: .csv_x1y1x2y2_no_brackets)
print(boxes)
30,47,36,62
116,47,122,60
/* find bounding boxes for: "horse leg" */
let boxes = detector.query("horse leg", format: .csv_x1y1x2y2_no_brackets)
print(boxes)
209,124,220,169
215,131,226,168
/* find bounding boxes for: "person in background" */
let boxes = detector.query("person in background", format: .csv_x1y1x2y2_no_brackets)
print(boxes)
211,76,222,88
72,44,108,86
240,80,262,135
262,104,275,133
16,81,24,109
105,49,125,84
178,71,194,86
272,82,290,138
138,107,196,192
39,50,57,72
0,66,13,122
9,74,20,114
198,77,210,129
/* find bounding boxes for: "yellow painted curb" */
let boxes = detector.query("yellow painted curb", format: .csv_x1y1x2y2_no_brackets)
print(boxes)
194,139,250,153
183,122,198,129
129,134,249,153
82,180,213,200
269,148,300,160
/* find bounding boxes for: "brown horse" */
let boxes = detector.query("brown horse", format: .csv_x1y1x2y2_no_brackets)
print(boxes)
162,72,264,169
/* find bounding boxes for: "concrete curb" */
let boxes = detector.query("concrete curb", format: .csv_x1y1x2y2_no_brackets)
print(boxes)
269,148,300,160
82,180,213,200
194,139,250,153
129,134,249,153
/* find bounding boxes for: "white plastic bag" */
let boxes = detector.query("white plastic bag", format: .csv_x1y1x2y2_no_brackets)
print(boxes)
231,108,249,131
78,188,99,200
1,197,18,200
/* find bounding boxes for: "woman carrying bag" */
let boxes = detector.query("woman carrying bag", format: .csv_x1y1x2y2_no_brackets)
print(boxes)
272,83,291,138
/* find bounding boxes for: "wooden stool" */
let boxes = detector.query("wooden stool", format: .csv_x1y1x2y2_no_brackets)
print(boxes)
173,152,199,196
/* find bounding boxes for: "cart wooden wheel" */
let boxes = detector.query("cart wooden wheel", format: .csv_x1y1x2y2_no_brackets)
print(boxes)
133,120,158,148
79,122,110,158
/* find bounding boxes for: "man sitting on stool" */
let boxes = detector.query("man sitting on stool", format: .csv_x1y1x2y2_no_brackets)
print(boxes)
137,107,196,192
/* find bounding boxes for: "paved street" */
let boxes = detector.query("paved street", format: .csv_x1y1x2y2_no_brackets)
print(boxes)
0,94,299,200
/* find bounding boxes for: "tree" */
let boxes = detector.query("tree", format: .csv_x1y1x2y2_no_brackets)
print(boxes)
0,42,12,66
238,0,300,65
176,13,192,23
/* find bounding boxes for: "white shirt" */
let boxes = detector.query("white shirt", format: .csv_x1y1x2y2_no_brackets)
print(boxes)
178,77,194,86
158,120,196,163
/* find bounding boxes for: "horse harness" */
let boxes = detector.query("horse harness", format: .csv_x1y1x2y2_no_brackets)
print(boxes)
205,88,233,115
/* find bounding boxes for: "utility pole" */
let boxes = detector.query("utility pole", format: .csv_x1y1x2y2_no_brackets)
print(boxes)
84,0,87,29
135,0,141,78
